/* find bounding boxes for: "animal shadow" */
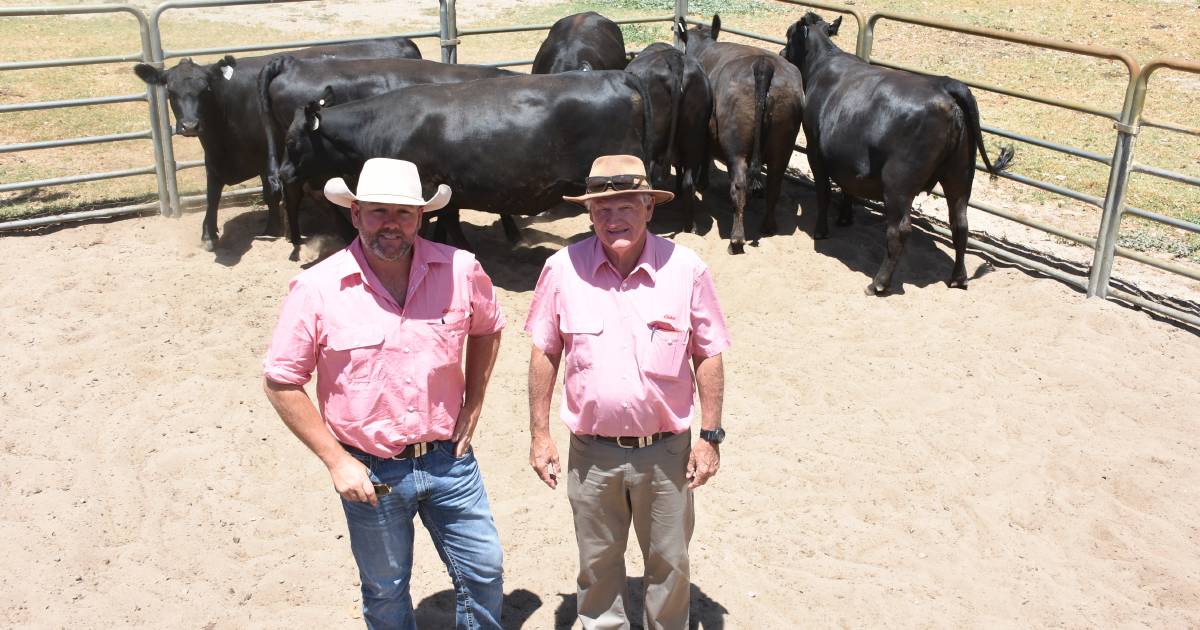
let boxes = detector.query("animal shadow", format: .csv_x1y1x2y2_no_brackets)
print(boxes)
553,578,729,629
413,587,542,629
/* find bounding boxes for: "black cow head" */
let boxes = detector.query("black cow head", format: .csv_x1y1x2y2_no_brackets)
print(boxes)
783,13,842,73
680,14,721,59
132,55,237,137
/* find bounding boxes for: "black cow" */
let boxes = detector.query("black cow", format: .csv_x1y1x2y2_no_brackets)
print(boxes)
681,15,806,254
625,40,713,233
132,37,420,251
783,12,1014,294
277,71,652,249
532,11,628,73
256,56,517,257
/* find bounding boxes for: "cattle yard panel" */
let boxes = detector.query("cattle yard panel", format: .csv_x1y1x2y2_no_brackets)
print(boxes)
689,2,1197,327
1,1,1195,326
0,4,173,229
147,0,445,218
453,16,676,69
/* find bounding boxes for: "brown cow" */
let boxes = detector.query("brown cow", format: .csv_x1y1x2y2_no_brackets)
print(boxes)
680,15,805,253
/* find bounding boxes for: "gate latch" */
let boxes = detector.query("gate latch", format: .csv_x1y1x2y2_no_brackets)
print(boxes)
1113,121,1140,135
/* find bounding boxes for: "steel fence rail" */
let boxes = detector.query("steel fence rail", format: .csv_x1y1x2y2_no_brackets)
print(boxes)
0,93,146,114
0,3,173,224
0,131,153,154
162,32,442,61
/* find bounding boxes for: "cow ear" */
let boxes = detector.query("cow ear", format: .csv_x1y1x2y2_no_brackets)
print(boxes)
579,61,593,72
711,14,721,40
221,55,237,68
318,85,335,107
828,16,843,37
674,18,687,42
133,63,164,85
304,100,323,132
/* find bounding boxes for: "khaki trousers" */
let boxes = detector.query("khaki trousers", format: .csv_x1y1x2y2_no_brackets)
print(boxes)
567,431,695,630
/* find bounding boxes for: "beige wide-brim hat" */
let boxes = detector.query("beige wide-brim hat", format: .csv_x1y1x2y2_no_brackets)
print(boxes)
324,158,451,211
563,154,675,206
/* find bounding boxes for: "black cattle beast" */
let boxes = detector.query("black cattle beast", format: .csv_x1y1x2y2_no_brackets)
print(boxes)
277,71,653,248
682,15,806,254
532,11,628,73
133,37,420,251
625,38,713,233
256,56,516,257
784,12,1014,294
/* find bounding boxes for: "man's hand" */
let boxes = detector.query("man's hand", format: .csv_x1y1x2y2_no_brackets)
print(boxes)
686,439,720,489
328,453,378,507
452,405,482,457
530,433,561,489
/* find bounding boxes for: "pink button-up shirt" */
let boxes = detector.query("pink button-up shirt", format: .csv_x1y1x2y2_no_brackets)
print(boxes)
263,237,504,457
525,234,730,436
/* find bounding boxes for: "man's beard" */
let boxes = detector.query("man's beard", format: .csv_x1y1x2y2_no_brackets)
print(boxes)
364,230,414,262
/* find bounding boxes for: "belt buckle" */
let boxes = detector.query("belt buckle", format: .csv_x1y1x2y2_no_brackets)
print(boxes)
390,442,429,460
617,436,651,449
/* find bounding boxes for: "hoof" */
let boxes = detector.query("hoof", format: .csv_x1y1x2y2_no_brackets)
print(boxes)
864,281,887,296
948,277,969,290
201,238,216,252
728,241,745,255
813,229,830,241
288,248,300,263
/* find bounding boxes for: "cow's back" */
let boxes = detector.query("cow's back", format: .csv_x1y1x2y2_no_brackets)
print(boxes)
323,71,649,213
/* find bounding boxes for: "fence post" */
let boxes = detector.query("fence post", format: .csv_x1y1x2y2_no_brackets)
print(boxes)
439,0,459,64
1087,71,1144,298
674,0,688,48
148,5,182,217
128,8,171,218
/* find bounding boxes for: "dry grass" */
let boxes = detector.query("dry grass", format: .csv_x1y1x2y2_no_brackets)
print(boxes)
1,0,1197,266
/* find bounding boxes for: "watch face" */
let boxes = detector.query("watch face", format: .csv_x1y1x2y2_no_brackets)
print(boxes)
702,428,725,443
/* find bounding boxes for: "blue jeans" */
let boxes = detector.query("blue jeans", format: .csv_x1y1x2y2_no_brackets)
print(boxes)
341,440,504,630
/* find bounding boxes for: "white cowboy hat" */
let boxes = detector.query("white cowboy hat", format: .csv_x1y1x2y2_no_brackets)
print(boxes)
324,158,452,211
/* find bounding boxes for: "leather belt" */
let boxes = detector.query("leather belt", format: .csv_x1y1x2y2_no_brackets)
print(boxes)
589,431,677,449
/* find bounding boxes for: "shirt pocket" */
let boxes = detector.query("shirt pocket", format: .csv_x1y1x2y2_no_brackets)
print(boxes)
641,323,690,381
326,326,386,388
559,309,603,371
426,308,470,366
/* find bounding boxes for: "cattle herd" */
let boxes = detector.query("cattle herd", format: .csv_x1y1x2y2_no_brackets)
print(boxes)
134,10,1014,294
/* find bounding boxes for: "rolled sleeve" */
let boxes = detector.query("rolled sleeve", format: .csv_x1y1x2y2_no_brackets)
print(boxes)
467,259,506,336
262,279,321,385
688,266,731,358
523,261,563,355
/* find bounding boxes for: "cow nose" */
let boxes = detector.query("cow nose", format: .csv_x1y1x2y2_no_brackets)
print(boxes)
178,121,199,136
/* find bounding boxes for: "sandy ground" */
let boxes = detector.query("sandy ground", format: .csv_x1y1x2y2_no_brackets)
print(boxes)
2,175,1199,628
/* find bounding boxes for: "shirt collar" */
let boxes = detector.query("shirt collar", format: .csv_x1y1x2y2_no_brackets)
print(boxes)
336,236,450,284
589,233,660,282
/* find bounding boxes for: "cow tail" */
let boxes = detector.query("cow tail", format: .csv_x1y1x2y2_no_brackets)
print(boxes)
257,54,295,197
942,78,1014,180
663,53,682,179
749,57,774,190
630,74,656,167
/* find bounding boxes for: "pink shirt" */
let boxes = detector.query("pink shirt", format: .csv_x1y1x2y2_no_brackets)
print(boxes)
263,237,505,457
524,234,731,436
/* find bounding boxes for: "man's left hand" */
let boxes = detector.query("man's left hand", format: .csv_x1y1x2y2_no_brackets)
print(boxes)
687,439,720,489
452,406,481,457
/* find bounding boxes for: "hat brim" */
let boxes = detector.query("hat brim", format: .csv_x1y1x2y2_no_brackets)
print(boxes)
324,177,452,212
563,187,674,206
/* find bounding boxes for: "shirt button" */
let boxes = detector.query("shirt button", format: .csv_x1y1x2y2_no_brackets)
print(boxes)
408,405,415,412
622,402,630,409
405,377,413,384
403,347,411,354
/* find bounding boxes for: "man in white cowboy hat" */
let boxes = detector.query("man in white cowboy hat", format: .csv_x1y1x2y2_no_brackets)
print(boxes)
262,158,506,629
525,154,731,629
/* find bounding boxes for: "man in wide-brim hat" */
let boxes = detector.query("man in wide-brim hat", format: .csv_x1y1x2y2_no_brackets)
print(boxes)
526,154,732,629
263,157,507,629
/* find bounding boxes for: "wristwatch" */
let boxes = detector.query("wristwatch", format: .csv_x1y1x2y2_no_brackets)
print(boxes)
699,427,725,445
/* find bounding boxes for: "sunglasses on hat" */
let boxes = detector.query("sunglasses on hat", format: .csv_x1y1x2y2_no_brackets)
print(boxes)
584,174,649,195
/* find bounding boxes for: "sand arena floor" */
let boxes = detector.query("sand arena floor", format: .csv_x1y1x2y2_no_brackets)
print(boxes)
2,178,1198,627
